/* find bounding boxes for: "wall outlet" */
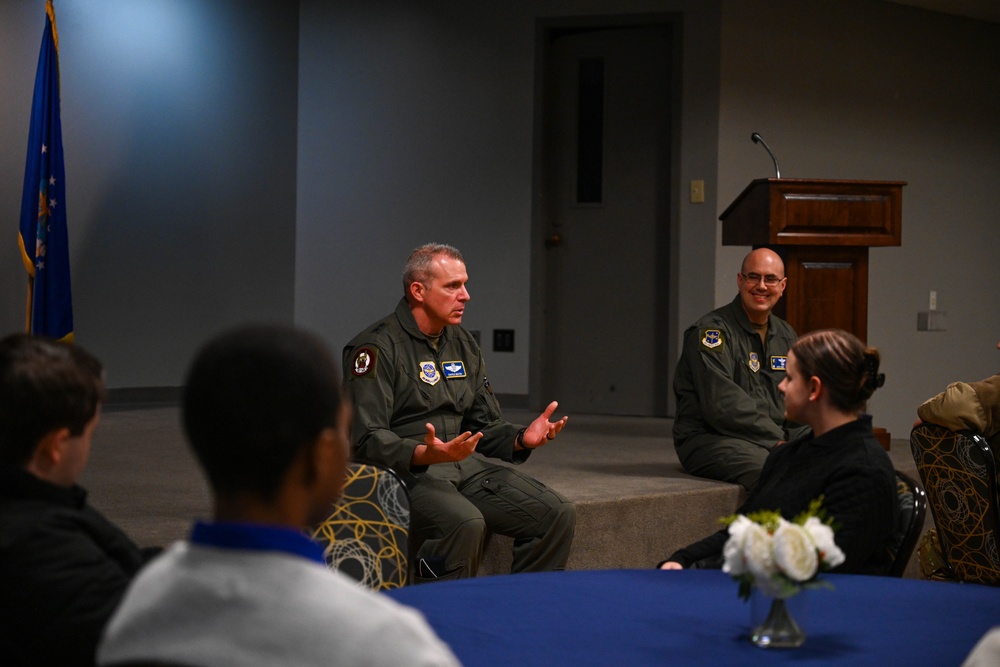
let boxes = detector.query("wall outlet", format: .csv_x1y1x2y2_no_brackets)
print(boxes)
917,311,947,331
493,329,515,352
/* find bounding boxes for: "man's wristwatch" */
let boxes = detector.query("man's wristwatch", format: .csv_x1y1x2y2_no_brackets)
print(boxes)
515,427,531,450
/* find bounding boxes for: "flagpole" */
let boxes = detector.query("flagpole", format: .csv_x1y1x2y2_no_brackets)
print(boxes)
25,280,34,333
47,0,59,52
19,1,52,336
19,0,74,342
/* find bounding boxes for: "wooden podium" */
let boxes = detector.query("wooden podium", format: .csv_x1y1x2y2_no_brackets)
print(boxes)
721,179,905,448
720,178,905,343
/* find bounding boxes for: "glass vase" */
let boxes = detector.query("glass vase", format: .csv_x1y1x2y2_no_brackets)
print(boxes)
749,589,807,648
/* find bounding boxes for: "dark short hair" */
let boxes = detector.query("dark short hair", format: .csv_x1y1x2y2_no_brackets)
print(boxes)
402,243,464,295
182,324,344,502
791,328,885,413
0,333,105,466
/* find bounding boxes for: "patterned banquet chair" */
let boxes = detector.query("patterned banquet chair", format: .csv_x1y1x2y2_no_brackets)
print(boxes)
909,422,1000,585
311,460,411,590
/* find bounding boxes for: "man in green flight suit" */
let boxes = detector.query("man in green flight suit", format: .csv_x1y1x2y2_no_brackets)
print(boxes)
343,243,576,581
673,248,807,490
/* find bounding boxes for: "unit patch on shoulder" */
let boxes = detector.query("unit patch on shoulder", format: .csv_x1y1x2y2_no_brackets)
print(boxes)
419,361,440,386
748,352,761,373
701,329,724,350
770,355,788,371
442,360,466,379
352,347,377,377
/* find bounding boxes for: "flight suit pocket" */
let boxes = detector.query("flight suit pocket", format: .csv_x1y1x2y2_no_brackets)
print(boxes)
473,378,502,422
478,475,554,523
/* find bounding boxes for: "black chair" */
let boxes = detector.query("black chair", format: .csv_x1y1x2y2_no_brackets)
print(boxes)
310,460,411,590
887,469,926,577
909,422,1000,585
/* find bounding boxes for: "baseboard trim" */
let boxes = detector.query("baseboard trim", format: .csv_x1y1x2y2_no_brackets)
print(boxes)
105,387,182,410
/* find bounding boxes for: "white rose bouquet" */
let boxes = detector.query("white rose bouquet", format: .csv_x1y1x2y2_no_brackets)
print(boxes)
722,497,845,600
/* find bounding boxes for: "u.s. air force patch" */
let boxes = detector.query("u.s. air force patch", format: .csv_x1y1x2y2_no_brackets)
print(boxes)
701,329,723,350
442,360,466,378
770,355,788,371
419,361,441,385
748,352,761,373
352,347,376,377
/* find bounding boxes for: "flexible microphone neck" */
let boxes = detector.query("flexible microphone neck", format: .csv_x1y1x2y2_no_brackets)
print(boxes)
751,132,781,179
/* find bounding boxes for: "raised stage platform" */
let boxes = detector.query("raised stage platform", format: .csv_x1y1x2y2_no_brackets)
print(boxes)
84,406,925,578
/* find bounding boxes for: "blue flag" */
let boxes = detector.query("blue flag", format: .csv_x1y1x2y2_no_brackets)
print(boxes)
18,0,73,342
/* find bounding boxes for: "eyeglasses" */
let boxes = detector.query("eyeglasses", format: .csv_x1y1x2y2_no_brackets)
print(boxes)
741,272,785,287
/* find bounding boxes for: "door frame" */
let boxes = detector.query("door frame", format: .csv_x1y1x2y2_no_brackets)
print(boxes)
528,13,684,416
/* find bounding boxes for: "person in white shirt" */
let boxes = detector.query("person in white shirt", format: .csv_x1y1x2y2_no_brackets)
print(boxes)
98,324,460,667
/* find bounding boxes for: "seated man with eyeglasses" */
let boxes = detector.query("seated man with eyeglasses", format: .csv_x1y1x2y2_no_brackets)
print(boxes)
672,248,808,490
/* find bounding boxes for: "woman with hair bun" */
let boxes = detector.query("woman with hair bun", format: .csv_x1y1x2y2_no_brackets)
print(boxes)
660,329,899,574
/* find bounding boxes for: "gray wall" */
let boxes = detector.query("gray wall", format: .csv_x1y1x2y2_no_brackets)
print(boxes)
715,0,1000,436
295,0,721,394
0,0,299,387
1,0,997,438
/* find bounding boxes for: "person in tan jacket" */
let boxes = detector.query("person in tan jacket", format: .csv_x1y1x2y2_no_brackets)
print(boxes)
916,339,1000,441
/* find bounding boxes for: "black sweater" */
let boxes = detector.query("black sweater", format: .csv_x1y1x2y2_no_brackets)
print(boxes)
667,415,899,575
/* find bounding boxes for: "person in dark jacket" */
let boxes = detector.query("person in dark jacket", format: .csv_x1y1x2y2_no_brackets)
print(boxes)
0,333,156,666
660,328,898,575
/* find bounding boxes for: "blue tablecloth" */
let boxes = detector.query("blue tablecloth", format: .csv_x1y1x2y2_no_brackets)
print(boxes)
387,569,1000,666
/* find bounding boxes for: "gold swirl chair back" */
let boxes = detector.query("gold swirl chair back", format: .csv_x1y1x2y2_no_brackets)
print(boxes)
311,461,410,590
909,422,1000,585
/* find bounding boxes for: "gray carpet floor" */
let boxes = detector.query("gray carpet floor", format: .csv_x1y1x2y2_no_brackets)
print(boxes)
82,405,927,576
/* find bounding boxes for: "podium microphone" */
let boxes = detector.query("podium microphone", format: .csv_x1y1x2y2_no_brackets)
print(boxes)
751,132,781,179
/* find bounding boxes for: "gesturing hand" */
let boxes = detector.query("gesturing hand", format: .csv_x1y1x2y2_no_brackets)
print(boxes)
410,423,483,466
520,401,569,449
